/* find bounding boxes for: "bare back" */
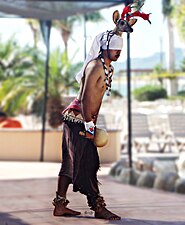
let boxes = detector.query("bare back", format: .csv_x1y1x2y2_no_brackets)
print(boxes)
77,58,110,123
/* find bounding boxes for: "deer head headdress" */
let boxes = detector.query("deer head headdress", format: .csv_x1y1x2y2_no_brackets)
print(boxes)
113,0,151,36
75,0,151,83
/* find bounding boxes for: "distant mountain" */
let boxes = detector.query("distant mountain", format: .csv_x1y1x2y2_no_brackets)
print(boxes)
113,48,184,73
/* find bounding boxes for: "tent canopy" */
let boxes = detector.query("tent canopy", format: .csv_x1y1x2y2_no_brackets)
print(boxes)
0,0,124,20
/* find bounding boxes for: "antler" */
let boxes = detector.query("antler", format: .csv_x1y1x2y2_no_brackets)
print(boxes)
112,0,151,36
121,1,151,24
131,0,145,12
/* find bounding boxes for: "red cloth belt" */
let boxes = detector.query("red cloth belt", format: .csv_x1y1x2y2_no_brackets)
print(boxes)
62,98,81,114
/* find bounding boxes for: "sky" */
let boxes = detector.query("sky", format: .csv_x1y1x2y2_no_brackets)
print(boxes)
0,0,184,64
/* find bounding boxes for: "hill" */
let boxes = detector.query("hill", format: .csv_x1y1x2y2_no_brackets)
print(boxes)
114,48,184,73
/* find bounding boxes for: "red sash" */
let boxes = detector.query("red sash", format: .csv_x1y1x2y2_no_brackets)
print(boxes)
62,98,81,114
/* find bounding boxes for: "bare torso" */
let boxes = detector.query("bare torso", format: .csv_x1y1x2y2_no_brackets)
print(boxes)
77,57,113,124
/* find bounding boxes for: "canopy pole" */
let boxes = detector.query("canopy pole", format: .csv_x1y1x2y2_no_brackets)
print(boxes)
126,32,132,169
39,20,52,162
125,0,133,169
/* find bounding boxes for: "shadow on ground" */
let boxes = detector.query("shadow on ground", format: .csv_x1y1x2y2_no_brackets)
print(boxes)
0,212,30,225
107,218,185,225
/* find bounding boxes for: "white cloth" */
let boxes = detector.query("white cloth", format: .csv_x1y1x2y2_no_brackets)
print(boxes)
75,31,123,83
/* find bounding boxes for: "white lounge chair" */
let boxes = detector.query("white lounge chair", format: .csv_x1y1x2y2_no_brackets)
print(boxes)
168,113,185,152
122,113,170,153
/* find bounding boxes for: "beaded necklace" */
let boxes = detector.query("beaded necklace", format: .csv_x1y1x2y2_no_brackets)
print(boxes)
99,55,113,96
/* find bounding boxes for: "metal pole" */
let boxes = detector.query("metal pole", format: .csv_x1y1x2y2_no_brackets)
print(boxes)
125,0,133,169
40,20,51,162
126,32,132,168
40,45,50,162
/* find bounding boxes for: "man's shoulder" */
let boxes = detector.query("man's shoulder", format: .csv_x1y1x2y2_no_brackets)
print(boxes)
87,58,102,72
89,58,101,66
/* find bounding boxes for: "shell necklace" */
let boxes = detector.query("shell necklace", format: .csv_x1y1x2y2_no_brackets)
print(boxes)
99,55,113,96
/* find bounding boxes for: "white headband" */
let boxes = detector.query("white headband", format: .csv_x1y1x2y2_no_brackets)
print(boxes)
75,31,123,83
101,32,123,50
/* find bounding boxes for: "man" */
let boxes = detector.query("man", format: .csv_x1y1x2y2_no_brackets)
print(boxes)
52,31,123,220
0,112,22,128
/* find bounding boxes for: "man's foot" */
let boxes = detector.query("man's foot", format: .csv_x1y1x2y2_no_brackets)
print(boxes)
52,194,81,217
53,206,81,217
95,207,121,220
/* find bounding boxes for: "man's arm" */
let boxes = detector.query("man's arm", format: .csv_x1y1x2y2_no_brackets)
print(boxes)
81,61,99,122
80,61,100,138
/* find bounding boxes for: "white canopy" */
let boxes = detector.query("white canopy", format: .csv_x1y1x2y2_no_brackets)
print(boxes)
0,0,124,19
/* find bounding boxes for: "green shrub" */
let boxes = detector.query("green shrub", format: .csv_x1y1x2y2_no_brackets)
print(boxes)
177,90,185,97
133,85,167,101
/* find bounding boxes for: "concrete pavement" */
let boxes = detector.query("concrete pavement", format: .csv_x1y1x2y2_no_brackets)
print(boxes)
0,161,185,225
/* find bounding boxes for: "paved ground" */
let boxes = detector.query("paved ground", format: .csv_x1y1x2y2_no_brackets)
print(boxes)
0,161,185,225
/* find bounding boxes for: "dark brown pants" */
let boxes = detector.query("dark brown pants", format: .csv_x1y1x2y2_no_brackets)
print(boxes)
59,121,101,208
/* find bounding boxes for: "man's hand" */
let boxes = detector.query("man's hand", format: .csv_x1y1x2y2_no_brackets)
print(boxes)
79,121,96,140
79,130,94,140
84,121,95,135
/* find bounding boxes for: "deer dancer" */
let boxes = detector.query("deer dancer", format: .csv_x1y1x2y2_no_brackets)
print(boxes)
52,0,151,221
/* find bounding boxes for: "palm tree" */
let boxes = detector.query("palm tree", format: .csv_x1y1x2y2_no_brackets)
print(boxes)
162,0,175,73
53,16,78,59
0,36,34,81
0,37,38,111
0,47,82,126
53,11,104,60
83,12,104,59
175,0,185,42
0,47,45,115
26,19,41,48
162,0,179,96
